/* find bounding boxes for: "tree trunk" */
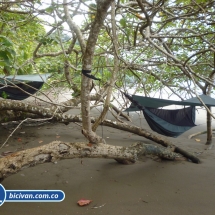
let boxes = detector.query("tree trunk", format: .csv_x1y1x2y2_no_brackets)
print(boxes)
92,1,119,132
205,53,215,145
206,107,212,145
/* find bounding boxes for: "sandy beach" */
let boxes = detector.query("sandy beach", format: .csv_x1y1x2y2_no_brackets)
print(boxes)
0,96,215,215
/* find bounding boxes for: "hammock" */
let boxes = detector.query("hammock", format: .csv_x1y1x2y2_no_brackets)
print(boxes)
126,94,215,108
143,107,196,137
124,93,196,137
0,73,50,100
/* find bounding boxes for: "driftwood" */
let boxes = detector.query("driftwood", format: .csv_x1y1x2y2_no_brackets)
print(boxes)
0,141,180,182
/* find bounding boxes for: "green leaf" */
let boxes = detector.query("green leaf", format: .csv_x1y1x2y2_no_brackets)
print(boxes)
1,91,8,99
6,49,16,58
45,6,55,14
0,51,10,66
0,35,13,47
120,19,126,28
4,65,12,74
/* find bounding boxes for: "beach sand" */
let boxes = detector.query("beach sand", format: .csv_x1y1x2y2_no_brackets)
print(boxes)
0,96,215,215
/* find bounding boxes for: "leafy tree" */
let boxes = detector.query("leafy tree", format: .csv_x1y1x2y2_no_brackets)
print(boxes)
2,0,215,181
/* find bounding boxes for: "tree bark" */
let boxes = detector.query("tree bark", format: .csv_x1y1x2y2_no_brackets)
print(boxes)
81,0,114,143
0,93,131,123
205,54,215,145
92,1,119,132
206,107,212,145
0,141,180,182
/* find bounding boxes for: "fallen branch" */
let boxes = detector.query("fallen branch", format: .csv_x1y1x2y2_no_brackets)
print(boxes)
102,120,201,164
0,100,201,163
0,141,180,182
188,129,215,139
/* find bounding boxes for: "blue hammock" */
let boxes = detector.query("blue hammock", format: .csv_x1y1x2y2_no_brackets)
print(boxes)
124,93,196,137
142,107,196,137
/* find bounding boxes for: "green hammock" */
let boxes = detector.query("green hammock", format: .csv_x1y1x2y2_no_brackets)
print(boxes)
124,93,215,137
0,73,50,100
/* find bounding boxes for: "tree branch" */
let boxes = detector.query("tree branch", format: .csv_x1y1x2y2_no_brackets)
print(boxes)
0,141,180,182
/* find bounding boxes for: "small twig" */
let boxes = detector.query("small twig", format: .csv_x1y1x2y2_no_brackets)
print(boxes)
91,203,106,209
0,108,59,149
188,129,215,139
109,109,124,123
74,122,82,127
0,117,30,149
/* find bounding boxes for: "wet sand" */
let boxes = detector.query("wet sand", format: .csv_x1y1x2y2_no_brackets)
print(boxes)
0,100,215,215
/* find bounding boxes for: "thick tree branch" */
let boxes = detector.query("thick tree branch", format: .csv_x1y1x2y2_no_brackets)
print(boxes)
0,141,180,182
